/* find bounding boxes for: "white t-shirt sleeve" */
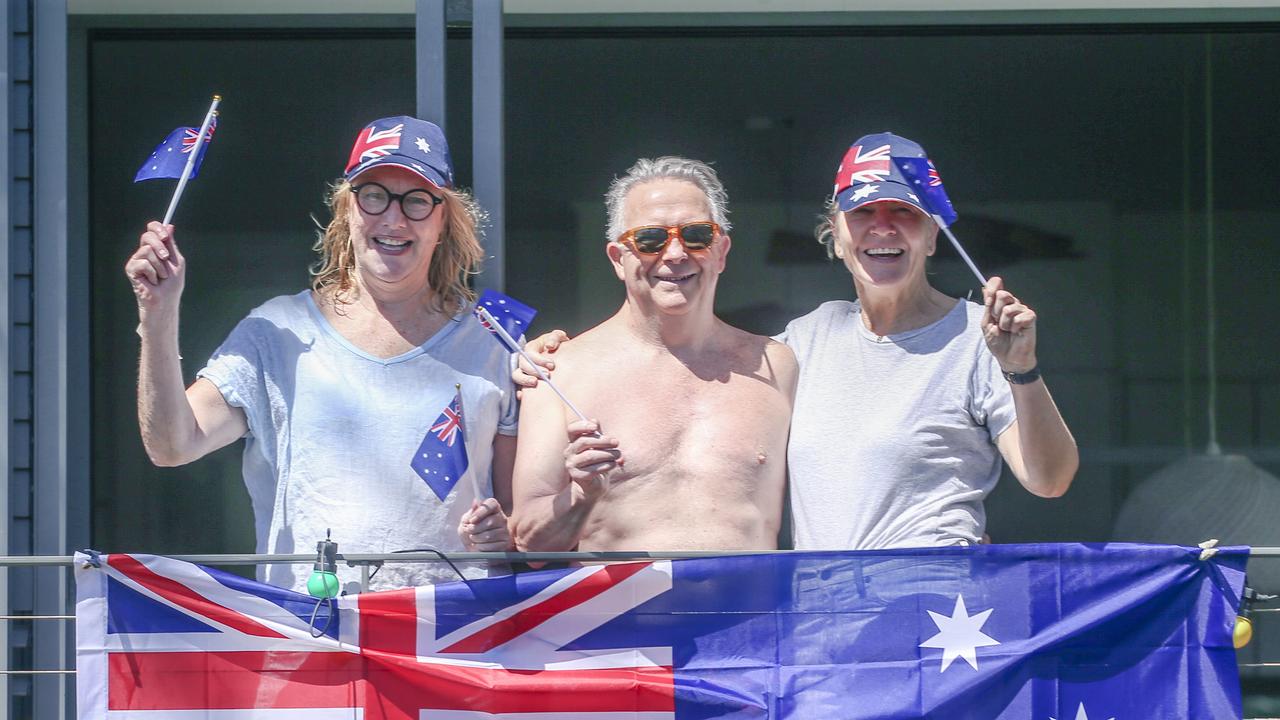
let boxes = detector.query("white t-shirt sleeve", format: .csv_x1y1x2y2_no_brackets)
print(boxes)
496,348,520,436
970,345,1017,441
197,317,268,440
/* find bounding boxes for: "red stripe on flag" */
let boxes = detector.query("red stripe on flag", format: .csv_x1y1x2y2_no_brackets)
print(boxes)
107,555,286,639
108,651,360,711
108,651,675,716
442,561,653,654
359,587,420,657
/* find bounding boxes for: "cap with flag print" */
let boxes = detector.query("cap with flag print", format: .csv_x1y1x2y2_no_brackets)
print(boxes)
832,131,957,226
134,116,217,182
344,115,454,189
834,131,986,284
411,390,469,501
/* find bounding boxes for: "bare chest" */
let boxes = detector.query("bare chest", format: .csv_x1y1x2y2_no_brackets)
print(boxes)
579,371,791,480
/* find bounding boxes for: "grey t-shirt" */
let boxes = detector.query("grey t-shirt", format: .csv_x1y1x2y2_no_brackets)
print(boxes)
198,291,518,592
779,299,1016,550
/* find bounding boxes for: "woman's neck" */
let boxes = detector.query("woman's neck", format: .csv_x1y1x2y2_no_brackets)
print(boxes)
315,280,451,356
855,277,955,337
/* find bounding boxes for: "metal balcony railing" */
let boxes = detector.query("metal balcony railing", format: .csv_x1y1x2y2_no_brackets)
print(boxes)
3,548,1279,716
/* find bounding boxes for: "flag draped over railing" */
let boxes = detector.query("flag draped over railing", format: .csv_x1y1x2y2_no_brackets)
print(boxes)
75,543,1247,719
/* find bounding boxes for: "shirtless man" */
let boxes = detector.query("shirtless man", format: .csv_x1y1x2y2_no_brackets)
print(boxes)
510,157,797,553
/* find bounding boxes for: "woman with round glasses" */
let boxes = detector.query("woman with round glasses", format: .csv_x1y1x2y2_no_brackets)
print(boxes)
125,116,518,592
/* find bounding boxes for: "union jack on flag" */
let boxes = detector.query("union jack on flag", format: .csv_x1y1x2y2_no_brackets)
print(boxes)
345,122,405,174
76,552,677,719
410,389,470,500
76,545,1248,719
180,117,217,153
431,401,463,447
836,142,893,187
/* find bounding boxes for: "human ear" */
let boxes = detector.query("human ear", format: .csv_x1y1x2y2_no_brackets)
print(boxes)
715,234,731,273
606,241,626,281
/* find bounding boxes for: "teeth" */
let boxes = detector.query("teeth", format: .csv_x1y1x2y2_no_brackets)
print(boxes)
865,248,902,256
376,237,409,247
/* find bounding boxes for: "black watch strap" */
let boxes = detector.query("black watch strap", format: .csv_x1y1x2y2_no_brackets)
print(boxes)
1003,366,1041,385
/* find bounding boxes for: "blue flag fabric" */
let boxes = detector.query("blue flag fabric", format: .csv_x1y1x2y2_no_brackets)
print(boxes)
410,389,469,500
134,118,217,182
75,544,1247,719
474,289,537,353
893,155,959,227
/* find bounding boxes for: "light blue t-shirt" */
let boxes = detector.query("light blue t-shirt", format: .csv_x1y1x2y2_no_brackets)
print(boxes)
780,299,1016,550
198,291,518,592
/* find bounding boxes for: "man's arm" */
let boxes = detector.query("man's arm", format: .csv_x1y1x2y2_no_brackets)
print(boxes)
510,380,618,552
129,221,247,467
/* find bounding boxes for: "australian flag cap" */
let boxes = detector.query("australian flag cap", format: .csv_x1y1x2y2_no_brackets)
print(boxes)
344,115,454,188
833,131,937,216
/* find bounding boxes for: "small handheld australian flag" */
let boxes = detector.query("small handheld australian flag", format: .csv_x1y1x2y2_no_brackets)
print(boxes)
892,155,959,227
134,117,217,182
474,289,537,353
411,390,469,501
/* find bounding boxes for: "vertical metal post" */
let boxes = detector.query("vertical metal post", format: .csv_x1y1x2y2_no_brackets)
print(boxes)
33,1,68,716
415,0,447,132
0,0,10,706
472,0,505,291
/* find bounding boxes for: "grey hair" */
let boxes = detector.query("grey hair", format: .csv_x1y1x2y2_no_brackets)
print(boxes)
604,156,732,242
814,196,840,259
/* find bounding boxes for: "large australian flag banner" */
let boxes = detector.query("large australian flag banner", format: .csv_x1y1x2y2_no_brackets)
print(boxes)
75,544,1246,719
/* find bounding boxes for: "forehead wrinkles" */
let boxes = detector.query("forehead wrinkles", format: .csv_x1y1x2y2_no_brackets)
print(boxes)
622,180,711,227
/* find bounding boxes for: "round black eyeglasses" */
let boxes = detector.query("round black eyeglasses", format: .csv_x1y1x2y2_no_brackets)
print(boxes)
351,182,444,221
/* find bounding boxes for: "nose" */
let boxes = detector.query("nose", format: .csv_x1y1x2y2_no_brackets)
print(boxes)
868,206,897,236
660,234,689,262
378,198,409,226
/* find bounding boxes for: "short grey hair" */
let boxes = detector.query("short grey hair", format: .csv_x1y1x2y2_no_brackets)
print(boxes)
814,196,840,260
604,156,732,242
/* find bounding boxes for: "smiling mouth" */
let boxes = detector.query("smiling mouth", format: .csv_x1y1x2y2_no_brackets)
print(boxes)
656,273,696,283
373,236,412,249
864,248,903,257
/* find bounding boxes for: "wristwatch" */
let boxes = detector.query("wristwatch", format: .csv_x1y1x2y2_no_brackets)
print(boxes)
1003,366,1041,385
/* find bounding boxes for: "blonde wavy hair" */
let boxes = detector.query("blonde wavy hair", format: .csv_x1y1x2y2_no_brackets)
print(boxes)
310,179,486,314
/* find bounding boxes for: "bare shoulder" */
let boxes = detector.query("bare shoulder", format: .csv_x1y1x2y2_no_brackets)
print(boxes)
715,323,798,394
538,319,627,380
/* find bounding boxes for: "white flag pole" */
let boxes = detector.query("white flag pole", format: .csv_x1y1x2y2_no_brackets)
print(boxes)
453,383,485,503
936,220,988,286
897,159,987,286
476,306,590,423
161,94,220,226
476,305,612,492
